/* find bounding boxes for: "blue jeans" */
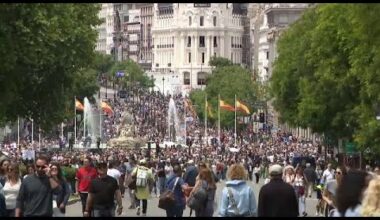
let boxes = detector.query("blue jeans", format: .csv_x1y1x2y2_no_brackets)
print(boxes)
157,177,166,195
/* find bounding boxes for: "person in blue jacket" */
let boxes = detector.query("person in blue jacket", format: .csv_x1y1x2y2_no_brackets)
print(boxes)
218,164,257,217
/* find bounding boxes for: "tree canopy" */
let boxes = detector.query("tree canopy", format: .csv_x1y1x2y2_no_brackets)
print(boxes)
109,59,152,89
270,4,380,156
190,57,258,128
0,3,102,129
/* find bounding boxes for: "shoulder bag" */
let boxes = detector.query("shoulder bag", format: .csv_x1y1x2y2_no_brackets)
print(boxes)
126,167,138,190
158,177,179,210
187,184,208,210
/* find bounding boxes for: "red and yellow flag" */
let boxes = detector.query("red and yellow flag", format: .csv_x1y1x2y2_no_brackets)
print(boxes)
219,100,235,112
236,100,250,114
101,101,113,115
75,99,84,111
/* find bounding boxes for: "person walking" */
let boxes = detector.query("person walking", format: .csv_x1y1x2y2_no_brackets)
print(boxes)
3,163,21,217
50,162,71,217
192,167,216,217
294,167,307,217
15,155,62,217
361,176,380,217
258,164,298,217
124,157,136,209
132,159,153,216
84,162,123,217
165,164,187,217
253,163,261,184
183,159,199,216
333,170,369,217
218,164,257,217
75,156,98,216
156,160,166,195
303,163,317,198
322,166,347,217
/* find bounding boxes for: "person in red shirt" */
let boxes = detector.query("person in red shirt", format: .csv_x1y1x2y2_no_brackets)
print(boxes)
75,156,98,216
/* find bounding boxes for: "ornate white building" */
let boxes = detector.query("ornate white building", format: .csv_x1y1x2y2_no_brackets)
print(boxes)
151,3,247,91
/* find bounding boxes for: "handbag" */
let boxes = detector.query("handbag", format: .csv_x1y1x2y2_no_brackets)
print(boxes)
158,177,179,210
187,185,208,210
126,168,138,190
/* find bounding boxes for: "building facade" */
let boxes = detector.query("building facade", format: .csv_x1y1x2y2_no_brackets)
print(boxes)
250,3,310,82
140,4,154,71
96,3,115,55
151,3,247,91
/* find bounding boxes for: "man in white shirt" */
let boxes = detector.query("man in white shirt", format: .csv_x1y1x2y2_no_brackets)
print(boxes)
107,161,121,185
321,163,334,185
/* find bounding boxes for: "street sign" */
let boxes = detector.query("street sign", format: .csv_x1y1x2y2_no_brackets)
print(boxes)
116,71,125,78
345,141,358,154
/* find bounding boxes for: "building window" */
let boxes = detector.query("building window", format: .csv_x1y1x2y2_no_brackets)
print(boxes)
214,52,216,57
183,72,190,85
231,53,233,62
231,36,234,48
199,36,205,47
197,72,206,85
188,52,191,63
213,36,217,47
266,51,269,60
189,16,192,26
156,63,159,67
213,16,217,26
187,36,191,47
200,16,204,26
124,16,129,22
202,53,205,64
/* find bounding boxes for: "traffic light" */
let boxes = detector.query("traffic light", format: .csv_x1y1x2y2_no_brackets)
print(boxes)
259,113,265,123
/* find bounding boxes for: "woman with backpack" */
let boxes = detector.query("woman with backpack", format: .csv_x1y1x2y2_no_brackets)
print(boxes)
190,167,216,217
164,164,187,217
218,164,257,217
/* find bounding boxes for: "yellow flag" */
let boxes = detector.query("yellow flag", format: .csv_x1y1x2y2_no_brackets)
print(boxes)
236,100,250,114
206,100,214,118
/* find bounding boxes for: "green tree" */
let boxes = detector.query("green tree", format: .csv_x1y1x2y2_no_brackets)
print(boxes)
110,59,151,90
0,3,102,130
190,59,258,128
93,52,115,76
270,4,380,156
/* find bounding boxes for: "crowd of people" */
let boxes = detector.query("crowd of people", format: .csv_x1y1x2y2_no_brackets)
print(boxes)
1,87,380,217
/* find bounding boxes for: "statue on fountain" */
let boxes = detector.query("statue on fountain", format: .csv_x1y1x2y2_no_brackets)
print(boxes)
109,111,146,148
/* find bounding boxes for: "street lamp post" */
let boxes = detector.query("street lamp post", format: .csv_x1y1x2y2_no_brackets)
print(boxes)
162,77,165,96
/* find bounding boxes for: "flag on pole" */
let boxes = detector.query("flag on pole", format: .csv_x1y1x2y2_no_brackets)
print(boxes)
75,99,84,111
219,100,235,112
236,100,250,114
206,100,214,118
101,101,113,115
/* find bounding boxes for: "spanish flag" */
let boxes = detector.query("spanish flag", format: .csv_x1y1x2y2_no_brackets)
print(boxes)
75,99,84,111
101,101,113,115
236,100,250,114
206,100,214,118
219,100,235,112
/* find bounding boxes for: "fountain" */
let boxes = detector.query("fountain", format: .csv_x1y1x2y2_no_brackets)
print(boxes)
109,111,146,148
83,97,98,145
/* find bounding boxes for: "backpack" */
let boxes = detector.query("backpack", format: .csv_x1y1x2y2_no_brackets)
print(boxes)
136,168,148,187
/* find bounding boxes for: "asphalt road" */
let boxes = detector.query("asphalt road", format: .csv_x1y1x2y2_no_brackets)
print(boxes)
66,178,318,217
